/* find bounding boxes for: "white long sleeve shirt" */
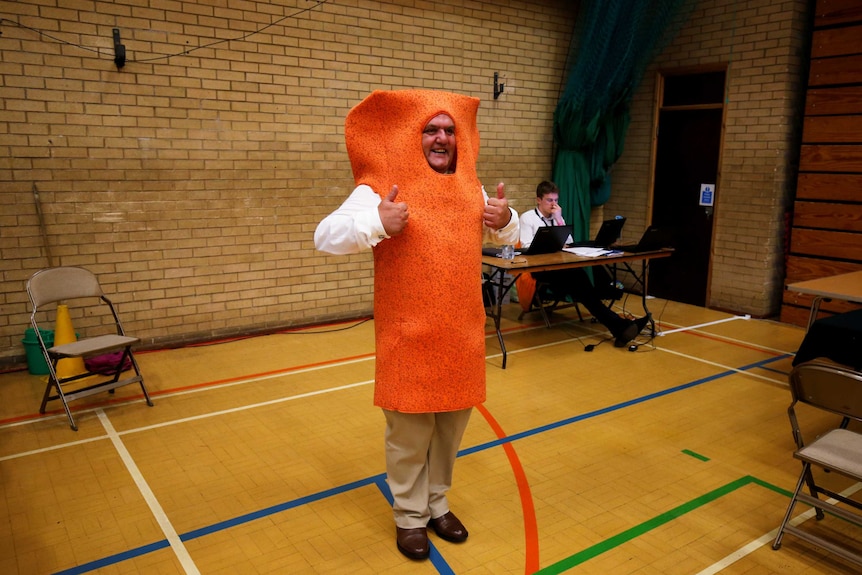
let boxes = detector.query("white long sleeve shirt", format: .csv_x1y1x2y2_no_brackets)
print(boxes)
315,184,519,254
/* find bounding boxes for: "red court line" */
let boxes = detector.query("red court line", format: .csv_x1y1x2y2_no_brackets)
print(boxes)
1,318,780,428
148,352,377,396
673,322,789,356
1,318,534,427
475,403,540,575
0,351,376,427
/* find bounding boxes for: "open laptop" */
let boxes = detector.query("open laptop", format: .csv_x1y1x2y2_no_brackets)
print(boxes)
615,225,672,253
570,217,626,248
481,224,574,257
523,224,573,255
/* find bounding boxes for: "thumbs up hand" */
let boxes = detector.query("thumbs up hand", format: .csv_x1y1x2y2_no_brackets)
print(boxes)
484,182,512,230
378,185,409,236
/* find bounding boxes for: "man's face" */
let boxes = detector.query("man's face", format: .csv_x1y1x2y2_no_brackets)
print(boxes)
537,193,559,218
422,114,456,173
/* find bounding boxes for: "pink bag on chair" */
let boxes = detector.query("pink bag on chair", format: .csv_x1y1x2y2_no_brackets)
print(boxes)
85,351,132,375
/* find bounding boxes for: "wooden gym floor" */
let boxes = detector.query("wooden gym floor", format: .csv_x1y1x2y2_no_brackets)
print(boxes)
1,297,860,574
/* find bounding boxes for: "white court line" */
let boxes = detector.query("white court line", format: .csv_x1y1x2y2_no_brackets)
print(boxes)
657,347,787,386
1,314,792,459
0,381,373,461
660,314,751,335
121,380,373,434
657,315,798,357
4,311,814,575
0,435,106,462
0,355,376,432
694,483,862,575
97,409,201,575
497,314,789,387
0,321,564,433
153,356,374,401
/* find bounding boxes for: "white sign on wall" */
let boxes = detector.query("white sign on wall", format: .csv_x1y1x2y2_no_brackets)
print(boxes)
699,184,715,207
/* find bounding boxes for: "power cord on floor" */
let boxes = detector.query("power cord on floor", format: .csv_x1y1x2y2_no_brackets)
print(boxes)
625,298,670,352
583,335,615,352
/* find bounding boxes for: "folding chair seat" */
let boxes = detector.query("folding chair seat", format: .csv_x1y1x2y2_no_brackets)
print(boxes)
26,266,153,431
772,358,862,566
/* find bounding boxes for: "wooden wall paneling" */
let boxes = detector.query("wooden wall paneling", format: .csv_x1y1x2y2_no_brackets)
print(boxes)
792,201,862,231
779,298,862,324
796,173,862,201
810,24,862,58
789,228,862,260
802,116,862,142
782,252,862,321
782,291,862,315
799,144,862,172
809,54,862,86
779,305,813,325
814,0,862,27
785,254,862,283
805,86,862,116
785,0,862,337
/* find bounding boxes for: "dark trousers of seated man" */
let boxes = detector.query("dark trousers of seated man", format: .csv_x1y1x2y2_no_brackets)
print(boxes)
533,267,630,338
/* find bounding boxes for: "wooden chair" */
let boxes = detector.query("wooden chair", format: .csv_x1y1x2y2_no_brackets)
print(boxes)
26,266,153,430
772,358,862,566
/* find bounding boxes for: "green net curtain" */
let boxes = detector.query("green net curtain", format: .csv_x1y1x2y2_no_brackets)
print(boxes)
553,0,696,241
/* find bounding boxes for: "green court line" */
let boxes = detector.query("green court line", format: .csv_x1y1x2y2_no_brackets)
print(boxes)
534,474,791,574
682,449,710,462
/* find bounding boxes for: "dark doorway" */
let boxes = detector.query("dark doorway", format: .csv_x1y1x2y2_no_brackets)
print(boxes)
649,70,725,306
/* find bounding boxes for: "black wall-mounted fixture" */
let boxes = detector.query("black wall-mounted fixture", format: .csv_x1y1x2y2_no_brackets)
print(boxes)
113,28,126,69
494,72,505,100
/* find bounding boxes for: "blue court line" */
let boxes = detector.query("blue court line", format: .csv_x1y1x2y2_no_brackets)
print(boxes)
757,363,792,376
53,540,171,575
462,354,791,456
51,352,792,574
182,475,381,540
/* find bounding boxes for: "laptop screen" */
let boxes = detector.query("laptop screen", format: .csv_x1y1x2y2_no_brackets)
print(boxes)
593,217,626,247
525,225,573,255
637,226,672,250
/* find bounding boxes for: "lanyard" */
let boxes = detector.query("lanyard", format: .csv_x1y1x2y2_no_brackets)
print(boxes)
535,208,554,226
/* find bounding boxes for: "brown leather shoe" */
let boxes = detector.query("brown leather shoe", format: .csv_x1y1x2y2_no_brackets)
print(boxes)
429,511,468,543
396,527,429,560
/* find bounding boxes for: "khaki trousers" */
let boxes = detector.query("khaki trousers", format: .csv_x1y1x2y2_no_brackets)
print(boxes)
384,408,473,529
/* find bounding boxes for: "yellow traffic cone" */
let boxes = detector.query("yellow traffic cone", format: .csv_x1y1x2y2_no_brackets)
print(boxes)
54,304,87,378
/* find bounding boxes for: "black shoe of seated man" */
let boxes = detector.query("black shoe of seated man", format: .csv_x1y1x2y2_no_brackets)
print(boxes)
429,511,469,543
614,315,650,348
396,527,430,560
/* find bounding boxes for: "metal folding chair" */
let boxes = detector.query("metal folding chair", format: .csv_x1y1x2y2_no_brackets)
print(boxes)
26,266,153,430
772,358,862,566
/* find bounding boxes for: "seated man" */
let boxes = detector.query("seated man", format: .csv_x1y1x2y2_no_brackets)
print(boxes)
520,181,648,347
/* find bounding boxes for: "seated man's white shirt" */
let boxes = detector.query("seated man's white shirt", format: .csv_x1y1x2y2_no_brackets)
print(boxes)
519,208,571,248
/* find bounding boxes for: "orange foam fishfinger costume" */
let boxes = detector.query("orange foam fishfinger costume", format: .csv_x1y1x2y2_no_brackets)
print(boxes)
344,89,486,413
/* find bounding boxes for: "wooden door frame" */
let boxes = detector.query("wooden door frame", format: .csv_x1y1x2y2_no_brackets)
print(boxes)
647,64,728,306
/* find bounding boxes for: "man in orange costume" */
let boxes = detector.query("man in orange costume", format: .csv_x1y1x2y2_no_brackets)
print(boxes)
314,89,519,560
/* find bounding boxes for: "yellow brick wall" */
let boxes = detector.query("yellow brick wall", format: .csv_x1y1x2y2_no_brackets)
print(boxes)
608,0,810,316
0,0,575,362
